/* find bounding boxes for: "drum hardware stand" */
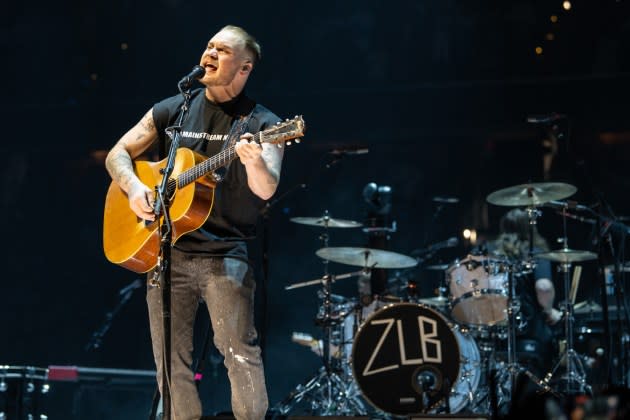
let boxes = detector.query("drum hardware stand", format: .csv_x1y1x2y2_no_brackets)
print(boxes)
499,207,559,410
273,212,369,417
541,262,591,395
274,272,370,416
537,207,591,395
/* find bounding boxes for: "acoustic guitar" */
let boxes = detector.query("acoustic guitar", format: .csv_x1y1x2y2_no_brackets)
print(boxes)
103,116,305,273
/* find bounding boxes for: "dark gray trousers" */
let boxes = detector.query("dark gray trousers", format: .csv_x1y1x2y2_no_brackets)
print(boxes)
147,248,268,420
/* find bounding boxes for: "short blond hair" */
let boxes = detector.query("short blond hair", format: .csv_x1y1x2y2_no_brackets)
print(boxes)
221,25,262,65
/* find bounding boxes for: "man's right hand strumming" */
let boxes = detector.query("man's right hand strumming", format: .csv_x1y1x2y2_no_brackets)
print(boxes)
127,179,155,221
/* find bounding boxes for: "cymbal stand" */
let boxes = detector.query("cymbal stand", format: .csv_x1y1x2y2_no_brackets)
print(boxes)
542,209,591,395
272,212,368,417
496,207,557,413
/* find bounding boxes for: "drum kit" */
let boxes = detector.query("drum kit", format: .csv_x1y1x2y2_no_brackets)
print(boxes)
273,182,601,419
0,365,50,419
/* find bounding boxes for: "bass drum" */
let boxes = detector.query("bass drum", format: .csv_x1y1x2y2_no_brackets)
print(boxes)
351,303,480,416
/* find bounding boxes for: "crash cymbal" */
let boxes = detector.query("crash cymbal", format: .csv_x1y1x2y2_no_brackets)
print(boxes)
486,182,577,207
316,247,418,269
536,247,597,263
290,216,362,228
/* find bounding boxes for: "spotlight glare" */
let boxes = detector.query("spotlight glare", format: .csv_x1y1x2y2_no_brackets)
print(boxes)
550,15,559,23
535,46,543,55
121,42,129,50
546,33,555,41
463,229,471,239
562,1,571,10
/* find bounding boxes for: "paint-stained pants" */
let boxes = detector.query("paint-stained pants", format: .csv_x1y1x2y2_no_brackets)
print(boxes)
147,248,268,420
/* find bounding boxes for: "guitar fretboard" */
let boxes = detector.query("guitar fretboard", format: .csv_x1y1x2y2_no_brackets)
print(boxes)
176,131,263,187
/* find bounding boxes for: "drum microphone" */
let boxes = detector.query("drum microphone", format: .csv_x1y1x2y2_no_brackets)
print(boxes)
416,368,441,402
543,200,590,211
178,65,205,88
526,112,567,124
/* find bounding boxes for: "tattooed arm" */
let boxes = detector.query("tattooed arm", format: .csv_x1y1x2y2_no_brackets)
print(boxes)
235,133,284,200
105,109,158,220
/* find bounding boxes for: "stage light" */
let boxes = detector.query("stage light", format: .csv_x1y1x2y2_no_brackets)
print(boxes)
121,42,129,51
462,229,477,244
90,73,98,81
562,1,572,10
546,33,555,41
550,15,559,23
535,46,543,55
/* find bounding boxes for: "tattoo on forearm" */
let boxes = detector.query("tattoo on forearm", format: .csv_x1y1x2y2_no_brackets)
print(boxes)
106,145,135,191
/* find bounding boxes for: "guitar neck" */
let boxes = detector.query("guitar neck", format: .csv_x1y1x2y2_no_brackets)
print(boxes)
176,131,263,188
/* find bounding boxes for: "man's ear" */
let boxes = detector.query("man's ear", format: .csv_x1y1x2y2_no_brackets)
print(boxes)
241,62,252,73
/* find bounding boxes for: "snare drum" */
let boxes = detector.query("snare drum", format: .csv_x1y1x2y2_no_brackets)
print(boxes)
447,255,509,326
351,303,480,416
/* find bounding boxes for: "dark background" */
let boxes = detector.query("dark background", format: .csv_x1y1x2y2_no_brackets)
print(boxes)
2,0,630,418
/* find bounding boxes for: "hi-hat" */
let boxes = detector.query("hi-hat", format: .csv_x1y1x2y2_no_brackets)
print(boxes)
486,182,577,207
316,247,418,269
290,216,362,228
536,248,597,263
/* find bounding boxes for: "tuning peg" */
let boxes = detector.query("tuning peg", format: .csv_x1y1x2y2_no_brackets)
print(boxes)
277,143,283,148
295,138,301,143
286,141,292,146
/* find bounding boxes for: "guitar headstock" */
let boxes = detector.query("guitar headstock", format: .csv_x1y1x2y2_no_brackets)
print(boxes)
261,115,306,147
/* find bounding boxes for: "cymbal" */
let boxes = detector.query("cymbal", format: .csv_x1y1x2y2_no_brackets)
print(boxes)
290,216,362,228
316,247,418,269
486,182,577,207
536,248,597,263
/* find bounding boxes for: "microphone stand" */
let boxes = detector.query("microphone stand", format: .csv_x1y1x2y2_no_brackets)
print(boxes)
151,81,194,420
84,279,142,351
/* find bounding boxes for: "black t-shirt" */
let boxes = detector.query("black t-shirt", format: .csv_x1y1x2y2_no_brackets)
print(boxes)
152,88,281,258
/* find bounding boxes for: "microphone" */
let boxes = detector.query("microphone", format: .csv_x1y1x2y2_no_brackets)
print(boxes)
178,65,205,88
328,147,369,155
543,200,590,211
432,196,459,204
526,113,567,124
411,237,459,256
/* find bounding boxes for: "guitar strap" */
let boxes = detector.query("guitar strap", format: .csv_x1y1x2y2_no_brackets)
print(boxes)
158,97,255,182
217,109,255,179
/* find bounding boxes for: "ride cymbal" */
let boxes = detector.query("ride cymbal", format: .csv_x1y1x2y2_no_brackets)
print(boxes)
290,216,362,228
316,247,418,269
486,182,577,207
536,248,597,263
